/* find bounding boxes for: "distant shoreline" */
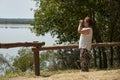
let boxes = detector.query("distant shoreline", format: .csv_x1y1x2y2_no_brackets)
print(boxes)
0,24,33,28
0,18,34,24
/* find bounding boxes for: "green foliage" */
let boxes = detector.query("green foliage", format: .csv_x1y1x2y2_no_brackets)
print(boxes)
0,54,14,76
32,0,120,43
13,48,34,72
56,49,80,69
40,50,52,70
40,49,80,70
32,0,92,43
32,0,120,69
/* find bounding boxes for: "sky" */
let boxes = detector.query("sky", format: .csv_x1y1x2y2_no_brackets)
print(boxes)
0,0,36,18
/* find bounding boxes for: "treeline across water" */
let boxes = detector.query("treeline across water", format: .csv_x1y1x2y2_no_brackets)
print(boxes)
0,18,34,24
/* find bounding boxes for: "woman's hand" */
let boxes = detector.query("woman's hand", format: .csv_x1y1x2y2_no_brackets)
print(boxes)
78,20,83,33
79,20,83,24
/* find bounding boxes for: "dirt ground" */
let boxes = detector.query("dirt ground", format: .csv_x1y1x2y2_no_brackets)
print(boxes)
9,69,120,80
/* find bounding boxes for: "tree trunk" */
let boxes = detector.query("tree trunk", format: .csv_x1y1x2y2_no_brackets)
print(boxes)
93,48,97,67
110,47,113,67
98,48,102,69
117,47,120,66
102,47,108,68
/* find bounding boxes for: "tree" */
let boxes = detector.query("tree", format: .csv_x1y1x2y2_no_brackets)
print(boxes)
40,50,53,70
0,54,14,75
32,0,120,69
13,48,34,72
31,0,93,44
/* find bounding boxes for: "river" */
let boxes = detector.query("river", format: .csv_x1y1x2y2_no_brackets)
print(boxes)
0,24,57,57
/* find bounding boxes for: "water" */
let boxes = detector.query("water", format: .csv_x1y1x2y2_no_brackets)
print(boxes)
0,24,57,57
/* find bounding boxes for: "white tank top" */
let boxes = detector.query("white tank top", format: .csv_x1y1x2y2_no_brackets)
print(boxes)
79,27,93,51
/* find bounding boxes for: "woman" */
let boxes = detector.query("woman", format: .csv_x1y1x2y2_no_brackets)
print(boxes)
78,16,93,72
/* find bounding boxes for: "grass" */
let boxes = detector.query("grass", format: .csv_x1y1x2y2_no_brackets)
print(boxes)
0,69,81,80
40,69,79,76
0,70,35,80
1,69,120,80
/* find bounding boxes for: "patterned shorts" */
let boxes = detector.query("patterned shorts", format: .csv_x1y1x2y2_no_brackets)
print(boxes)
80,48,90,72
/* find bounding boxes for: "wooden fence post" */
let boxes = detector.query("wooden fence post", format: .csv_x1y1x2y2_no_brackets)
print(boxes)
33,47,40,76
32,41,45,76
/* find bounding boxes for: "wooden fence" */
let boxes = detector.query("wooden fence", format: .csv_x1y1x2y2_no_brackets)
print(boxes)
0,42,120,76
0,41,45,76
32,42,120,76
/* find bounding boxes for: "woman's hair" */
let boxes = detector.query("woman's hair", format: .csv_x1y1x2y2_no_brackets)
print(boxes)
85,17,94,26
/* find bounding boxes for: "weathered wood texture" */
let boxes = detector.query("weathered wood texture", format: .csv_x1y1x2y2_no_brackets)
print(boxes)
33,42,120,51
33,48,40,76
92,42,120,47
1,42,120,49
0,42,45,49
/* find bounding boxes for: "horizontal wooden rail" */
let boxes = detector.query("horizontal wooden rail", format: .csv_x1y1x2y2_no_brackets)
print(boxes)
0,41,45,49
32,42,120,51
39,44,78,50
92,42,120,47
